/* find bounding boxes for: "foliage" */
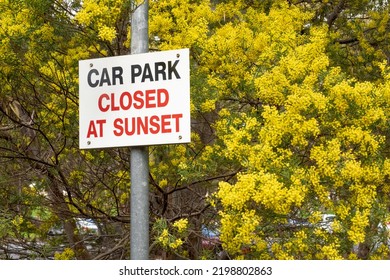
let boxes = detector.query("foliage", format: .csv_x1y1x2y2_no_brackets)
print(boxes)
54,247,75,260
149,0,390,259
152,218,189,258
1,0,390,260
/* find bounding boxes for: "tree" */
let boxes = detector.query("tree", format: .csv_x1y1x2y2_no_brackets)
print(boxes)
0,0,133,259
201,1,390,259
1,0,390,260
150,0,390,259
294,0,390,80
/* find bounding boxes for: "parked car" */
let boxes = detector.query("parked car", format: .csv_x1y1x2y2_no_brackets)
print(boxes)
75,218,99,235
320,214,336,232
201,225,220,249
47,225,65,236
48,218,99,236
287,218,311,229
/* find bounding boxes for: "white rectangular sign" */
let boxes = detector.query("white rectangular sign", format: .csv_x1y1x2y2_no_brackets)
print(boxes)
79,49,190,149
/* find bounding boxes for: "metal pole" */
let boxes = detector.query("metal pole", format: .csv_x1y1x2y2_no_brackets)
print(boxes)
130,0,149,260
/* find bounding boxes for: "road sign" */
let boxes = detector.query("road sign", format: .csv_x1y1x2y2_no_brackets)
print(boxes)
79,49,190,149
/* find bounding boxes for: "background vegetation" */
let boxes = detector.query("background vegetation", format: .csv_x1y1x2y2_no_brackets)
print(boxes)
1,0,390,259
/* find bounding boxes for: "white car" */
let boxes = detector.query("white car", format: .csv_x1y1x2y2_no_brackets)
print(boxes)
48,218,99,236
320,214,336,232
75,218,99,235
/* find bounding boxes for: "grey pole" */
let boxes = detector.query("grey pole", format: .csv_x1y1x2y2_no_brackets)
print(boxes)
130,0,149,260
